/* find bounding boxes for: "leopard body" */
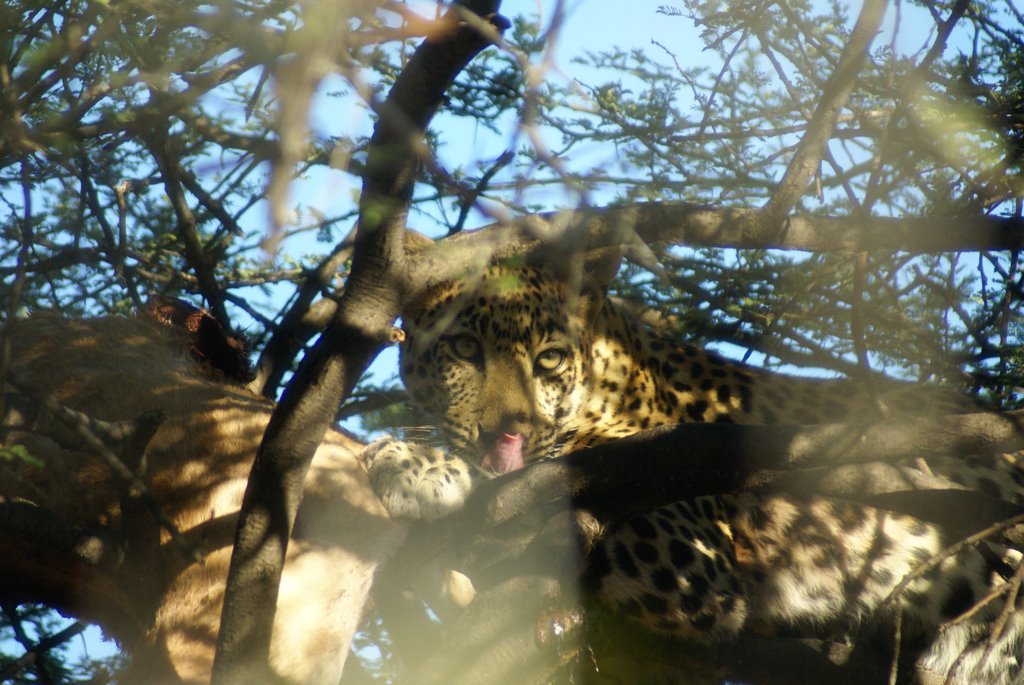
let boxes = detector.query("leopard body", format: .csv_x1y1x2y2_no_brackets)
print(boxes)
363,262,1024,683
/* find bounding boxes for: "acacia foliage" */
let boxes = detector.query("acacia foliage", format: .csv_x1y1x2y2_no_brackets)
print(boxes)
1,0,1024,681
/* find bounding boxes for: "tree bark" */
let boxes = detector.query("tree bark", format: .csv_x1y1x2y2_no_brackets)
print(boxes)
404,204,1024,277
211,3,509,682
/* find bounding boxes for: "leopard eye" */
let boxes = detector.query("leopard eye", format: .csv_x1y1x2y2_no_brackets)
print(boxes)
448,334,481,362
535,348,567,373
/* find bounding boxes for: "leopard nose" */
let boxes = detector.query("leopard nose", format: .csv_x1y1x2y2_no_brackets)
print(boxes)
478,413,531,448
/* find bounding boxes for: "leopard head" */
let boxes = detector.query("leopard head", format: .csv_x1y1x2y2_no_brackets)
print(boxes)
400,263,604,472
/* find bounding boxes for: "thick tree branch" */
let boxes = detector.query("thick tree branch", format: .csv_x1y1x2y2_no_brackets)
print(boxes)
405,203,1024,284
251,238,353,399
211,3,508,682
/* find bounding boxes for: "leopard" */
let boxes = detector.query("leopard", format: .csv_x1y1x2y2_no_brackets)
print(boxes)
362,256,1024,684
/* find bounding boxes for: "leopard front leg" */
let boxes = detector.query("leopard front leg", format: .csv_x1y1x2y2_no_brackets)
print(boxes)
362,437,476,521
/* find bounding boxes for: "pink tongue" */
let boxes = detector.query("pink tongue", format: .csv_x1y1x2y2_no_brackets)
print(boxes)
481,433,526,474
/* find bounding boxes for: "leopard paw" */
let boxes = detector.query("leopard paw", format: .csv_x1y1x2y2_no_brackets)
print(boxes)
362,437,473,521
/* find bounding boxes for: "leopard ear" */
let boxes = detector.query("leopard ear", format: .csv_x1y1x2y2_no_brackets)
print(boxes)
400,230,456,324
403,228,435,255
527,245,622,289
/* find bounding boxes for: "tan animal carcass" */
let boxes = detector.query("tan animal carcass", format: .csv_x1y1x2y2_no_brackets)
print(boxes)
1,313,405,684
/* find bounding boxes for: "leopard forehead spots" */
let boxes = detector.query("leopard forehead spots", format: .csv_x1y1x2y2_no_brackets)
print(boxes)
400,265,593,461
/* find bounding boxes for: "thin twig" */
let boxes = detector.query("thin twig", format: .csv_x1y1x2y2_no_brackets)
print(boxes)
4,370,198,560
877,513,1024,611
0,608,86,684
760,0,888,226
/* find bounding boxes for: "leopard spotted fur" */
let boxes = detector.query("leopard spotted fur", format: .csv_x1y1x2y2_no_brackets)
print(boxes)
363,261,1024,684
